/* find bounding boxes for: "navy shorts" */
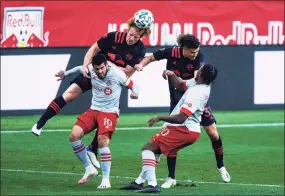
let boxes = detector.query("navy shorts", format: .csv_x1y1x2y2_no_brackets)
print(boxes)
169,87,216,126
70,74,92,93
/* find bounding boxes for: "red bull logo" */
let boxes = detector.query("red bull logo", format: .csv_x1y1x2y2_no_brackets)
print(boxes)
1,7,49,48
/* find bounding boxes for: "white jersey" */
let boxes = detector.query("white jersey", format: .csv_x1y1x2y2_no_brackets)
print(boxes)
163,78,211,133
87,63,129,113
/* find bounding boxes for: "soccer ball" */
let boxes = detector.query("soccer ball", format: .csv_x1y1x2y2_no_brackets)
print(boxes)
134,9,154,29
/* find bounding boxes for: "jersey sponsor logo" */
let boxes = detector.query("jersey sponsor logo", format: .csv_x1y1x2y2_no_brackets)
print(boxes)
125,53,133,60
182,73,193,78
107,52,125,66
187,64,194,70
104,87,113,95
92,84,104,91
188,103,192,108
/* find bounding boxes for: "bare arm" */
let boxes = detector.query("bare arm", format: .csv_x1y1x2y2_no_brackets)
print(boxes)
134,55,156,71
163,70,184,91
118,65,136,78
148,112,188,127
82,42,101,78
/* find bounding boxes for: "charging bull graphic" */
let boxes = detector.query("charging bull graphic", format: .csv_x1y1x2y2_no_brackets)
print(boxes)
1,7,49,48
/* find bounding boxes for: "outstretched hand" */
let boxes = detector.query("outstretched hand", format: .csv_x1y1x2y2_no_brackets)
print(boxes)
55,70,65,81
162,70,175,80
148,116,160,127
82,66,91,79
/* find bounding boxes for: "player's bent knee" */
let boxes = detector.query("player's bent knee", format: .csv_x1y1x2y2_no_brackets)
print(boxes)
98,134,110,148
63,84,83,103
69,125,84,142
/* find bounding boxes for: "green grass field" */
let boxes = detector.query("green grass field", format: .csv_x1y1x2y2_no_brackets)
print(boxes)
1,110,284,195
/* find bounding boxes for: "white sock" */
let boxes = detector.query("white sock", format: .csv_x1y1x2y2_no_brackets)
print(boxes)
134,153,160,184
141,150,157,187
71,140,90,168
135,170,146,184
99,147,111,180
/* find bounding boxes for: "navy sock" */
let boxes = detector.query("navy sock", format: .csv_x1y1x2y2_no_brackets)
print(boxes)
167,156,177,179
37,95,66,129
212,136,224,168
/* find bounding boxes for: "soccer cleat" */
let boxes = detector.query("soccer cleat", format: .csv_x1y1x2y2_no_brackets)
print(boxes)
97,179,111,189
161,177,177,188
218,166,231,183
120,181,144,190
78,165,98,184
135,185,160,193
31,124,42,136
86,148,100,168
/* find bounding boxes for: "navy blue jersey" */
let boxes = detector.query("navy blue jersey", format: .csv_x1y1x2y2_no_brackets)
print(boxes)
153,46,205,80
97,31,146,68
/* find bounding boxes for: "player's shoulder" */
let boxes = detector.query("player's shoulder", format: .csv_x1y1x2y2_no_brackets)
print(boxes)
109,63,125,77
112,31,128,44
102,31,128,44
168,46,182,59
133,40,146,56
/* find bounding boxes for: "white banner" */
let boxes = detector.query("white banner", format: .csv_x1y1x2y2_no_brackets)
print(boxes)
128,53,170,108
254,51,284,104
1,54,70,110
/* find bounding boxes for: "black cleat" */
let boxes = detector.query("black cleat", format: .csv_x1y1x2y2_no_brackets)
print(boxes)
135,185,161,193
120,181,144,190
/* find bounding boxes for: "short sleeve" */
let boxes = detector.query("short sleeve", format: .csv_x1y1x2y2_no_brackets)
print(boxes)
97,32,116,52
182,78,196,91
153,47,173,61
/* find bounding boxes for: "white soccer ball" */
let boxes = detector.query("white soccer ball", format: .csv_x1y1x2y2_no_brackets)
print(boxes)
134,9,154,29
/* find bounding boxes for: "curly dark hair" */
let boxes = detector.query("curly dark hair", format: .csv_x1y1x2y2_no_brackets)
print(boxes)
201,64,218,85
177,34,200,49
92,53,107,66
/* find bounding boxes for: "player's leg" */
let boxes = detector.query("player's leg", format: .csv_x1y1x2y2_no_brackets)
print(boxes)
86,131,100,168
120,139,161,192
69,109,99,184
85,108,120,168
96,112,118,189
32,74,91,136
201,106,231,182
163,89,183,188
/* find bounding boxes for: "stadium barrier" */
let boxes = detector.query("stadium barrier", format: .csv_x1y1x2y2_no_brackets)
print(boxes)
1,45,284,115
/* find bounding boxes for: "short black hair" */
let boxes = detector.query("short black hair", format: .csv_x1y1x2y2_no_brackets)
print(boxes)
92,53,107,66
177,34,200,49
201,64,218,85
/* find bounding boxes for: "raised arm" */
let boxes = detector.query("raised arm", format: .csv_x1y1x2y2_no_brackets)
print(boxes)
82,42,101,78
55,66,83,81
163,70,184,91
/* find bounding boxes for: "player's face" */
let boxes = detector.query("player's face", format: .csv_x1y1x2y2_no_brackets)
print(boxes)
183,47,200,60
126,27,142,45
195,64,204,82
93,63,107,79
